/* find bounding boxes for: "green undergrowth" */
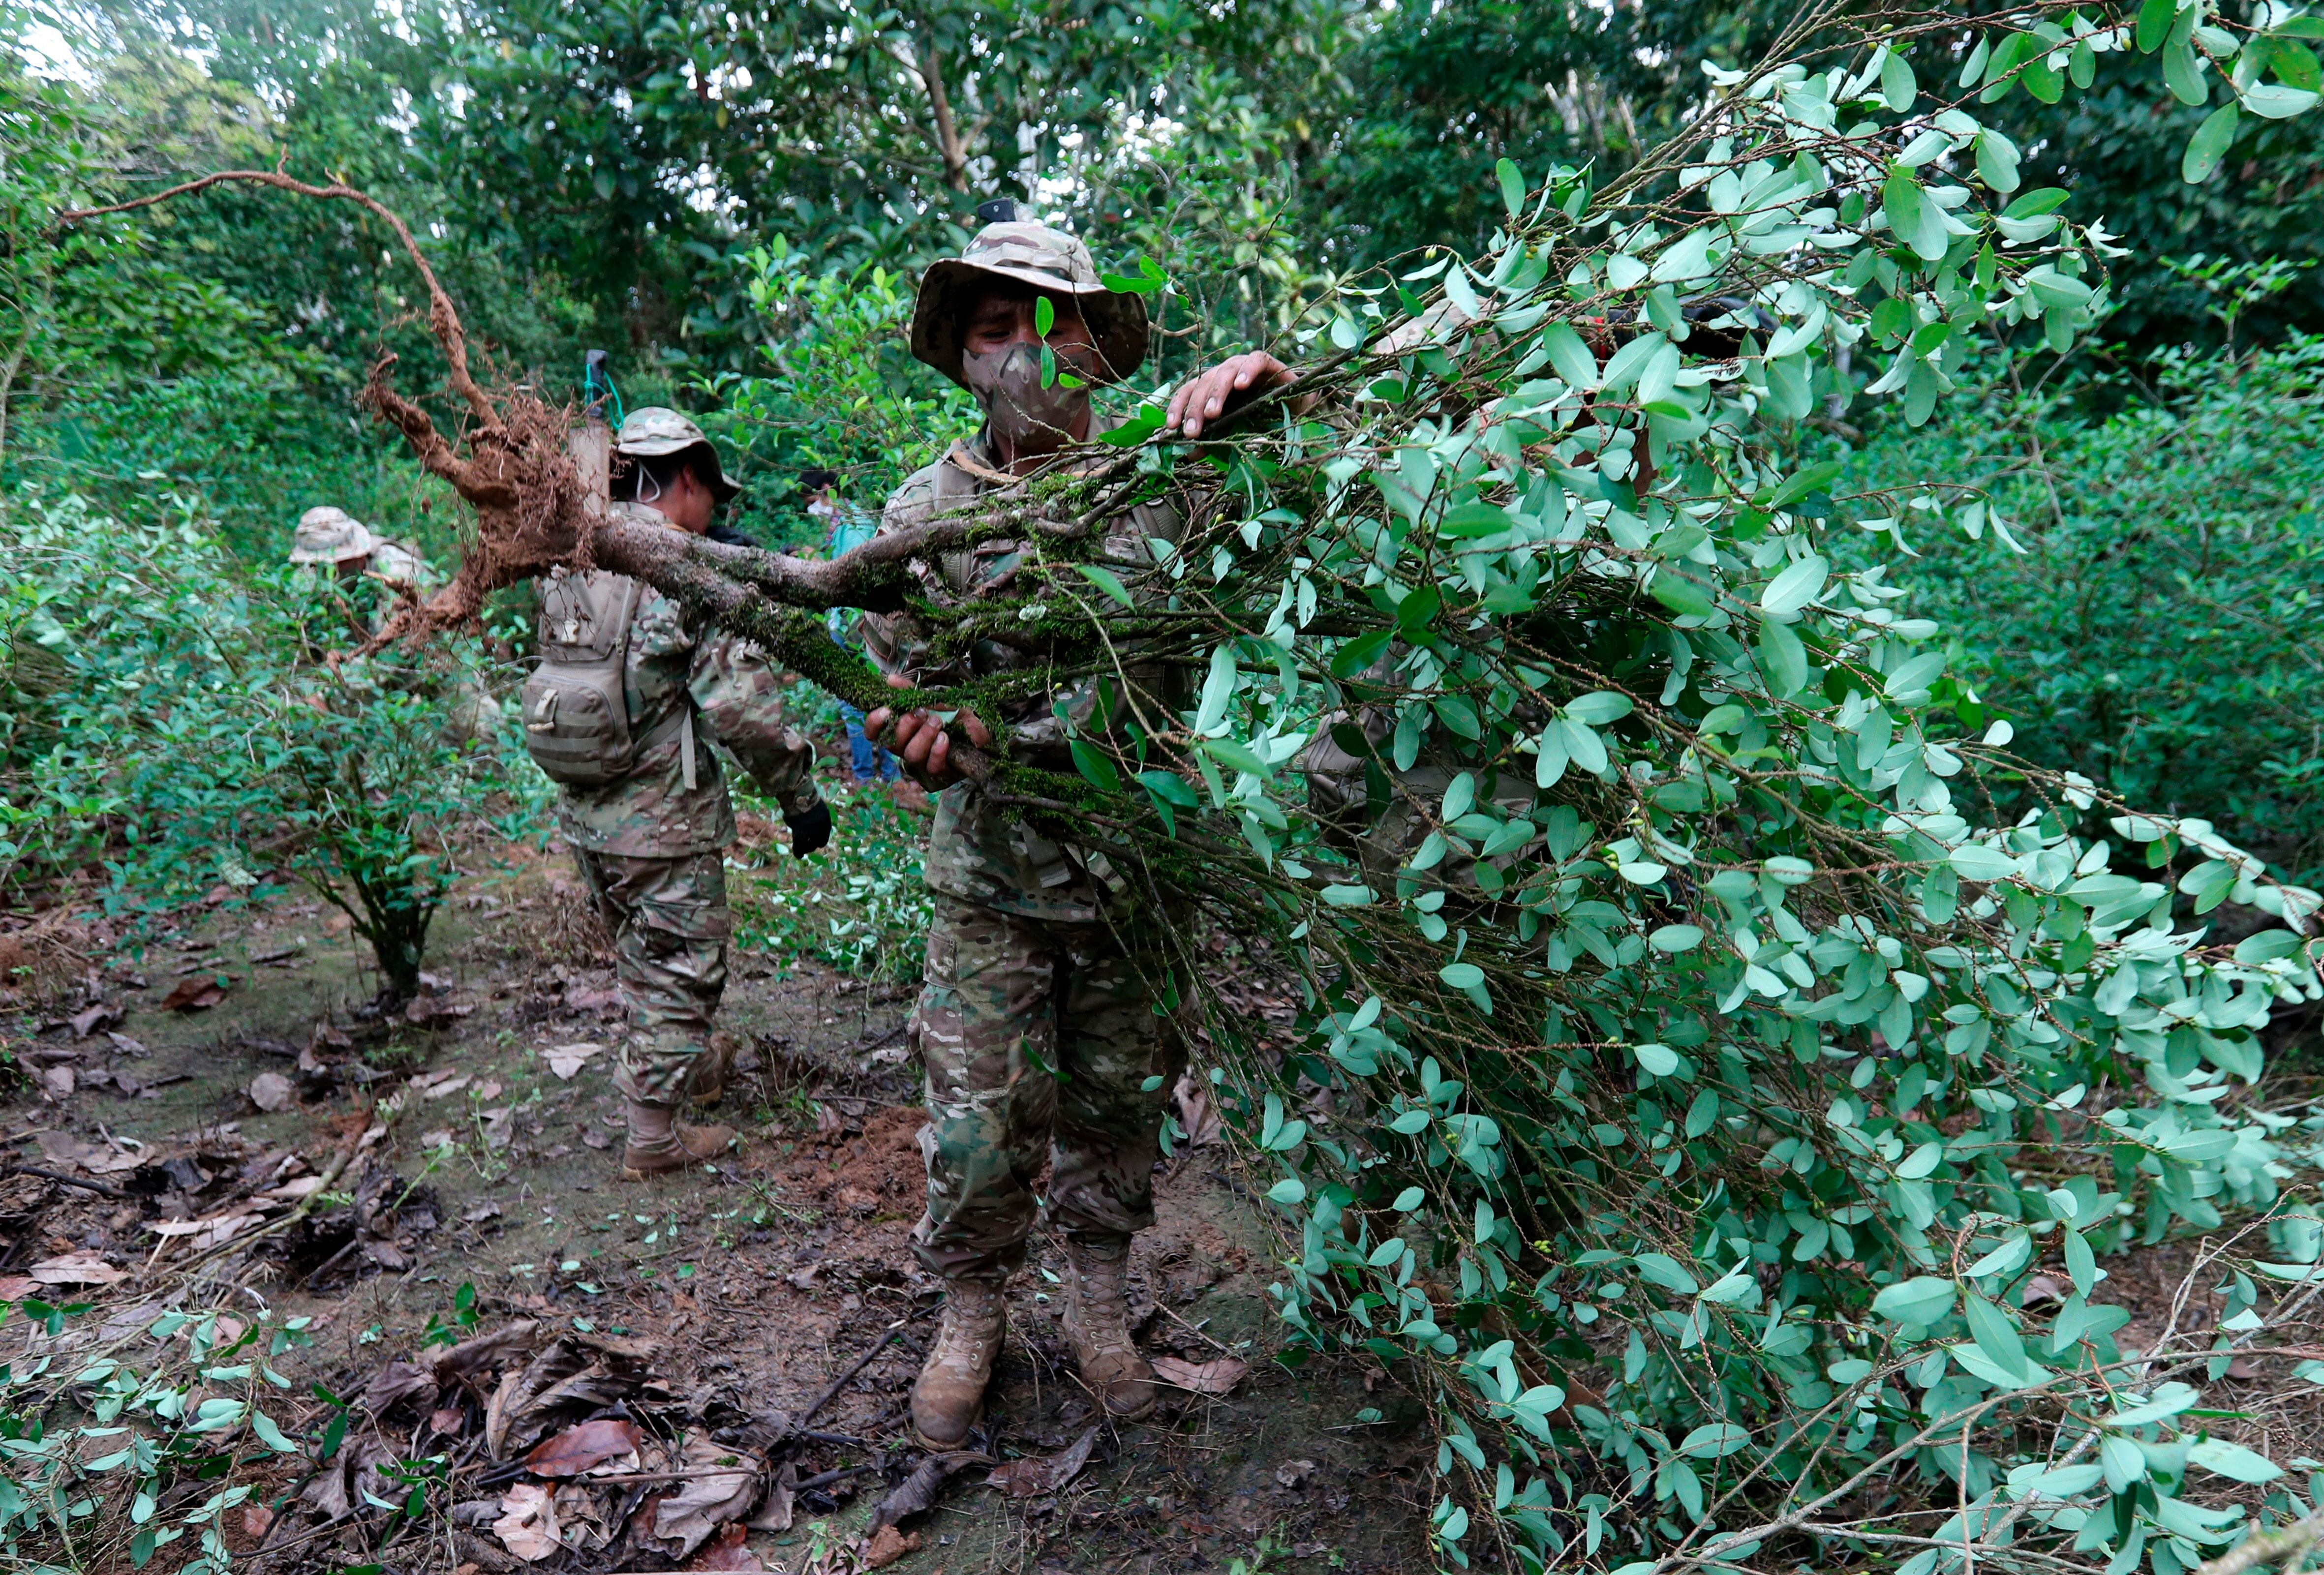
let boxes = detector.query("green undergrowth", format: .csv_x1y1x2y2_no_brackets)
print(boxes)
730,781,932,983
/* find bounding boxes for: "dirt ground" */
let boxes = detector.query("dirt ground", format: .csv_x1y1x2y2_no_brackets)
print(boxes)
0,821,1431,1573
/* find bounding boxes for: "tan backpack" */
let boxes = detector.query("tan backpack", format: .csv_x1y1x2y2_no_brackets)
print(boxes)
523,570,649,786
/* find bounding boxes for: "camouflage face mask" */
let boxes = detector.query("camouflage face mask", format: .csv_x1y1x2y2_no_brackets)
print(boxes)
961,340,1091,448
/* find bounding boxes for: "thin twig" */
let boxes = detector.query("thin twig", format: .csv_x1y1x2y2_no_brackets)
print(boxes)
801,1302,937,1424
56,172,497,434
0,1163,127,1197
2198,1512,2324,1575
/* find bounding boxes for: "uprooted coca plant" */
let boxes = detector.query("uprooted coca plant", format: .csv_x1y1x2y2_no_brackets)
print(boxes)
54,5,2324,1573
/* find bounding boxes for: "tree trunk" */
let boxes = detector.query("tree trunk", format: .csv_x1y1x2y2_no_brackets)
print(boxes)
919,32,972,192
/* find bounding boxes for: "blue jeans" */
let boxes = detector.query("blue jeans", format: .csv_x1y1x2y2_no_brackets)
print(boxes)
839,703,899,783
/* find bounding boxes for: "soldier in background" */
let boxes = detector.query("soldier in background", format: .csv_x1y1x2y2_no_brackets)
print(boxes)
524,408,832,1178
860,214,1298,1447
287,505,426,634
288,505,501,743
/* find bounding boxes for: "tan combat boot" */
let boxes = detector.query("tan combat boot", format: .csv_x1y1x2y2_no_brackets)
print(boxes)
911,1280,1006,1450
1061,1237,1159,1421
687,1034,736,1108
620,1100,736,1180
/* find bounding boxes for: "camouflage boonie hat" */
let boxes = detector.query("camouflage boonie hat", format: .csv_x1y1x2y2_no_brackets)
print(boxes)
911,221,1148,389
289,506,376,565
615,407,740,504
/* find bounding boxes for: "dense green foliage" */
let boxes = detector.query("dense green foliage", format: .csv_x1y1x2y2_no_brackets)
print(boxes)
732,778,934,983
696,242,978,544
1841,334,2324,884
513,17,2324,1574
13,0,2321,539
0,484,534,994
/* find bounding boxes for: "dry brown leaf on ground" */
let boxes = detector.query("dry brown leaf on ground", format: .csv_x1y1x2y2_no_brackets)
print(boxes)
985,1427,1097,1499
1152,1355,1248,1395
248,1072,295,1112
28,1252,124,1287
544,1042,604,1079
524,1418,642,1478
493,1482,560,1562
161,976,228,1011
646,1438,765,1560
39,1066,73,1098
35,1131,146,1174
861,1524,922,1570
69,1001,121,1037
1172,1072,1223,1147
870,1451,988,1530
687,1522,768,1571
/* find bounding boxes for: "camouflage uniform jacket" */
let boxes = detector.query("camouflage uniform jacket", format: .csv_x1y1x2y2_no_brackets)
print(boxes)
552,504,822,858
860,420,1183,922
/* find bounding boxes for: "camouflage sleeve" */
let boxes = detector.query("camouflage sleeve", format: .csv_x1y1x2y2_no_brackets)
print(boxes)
689,632,823,817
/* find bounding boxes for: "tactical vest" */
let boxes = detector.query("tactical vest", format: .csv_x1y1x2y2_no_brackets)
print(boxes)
523,571,692,787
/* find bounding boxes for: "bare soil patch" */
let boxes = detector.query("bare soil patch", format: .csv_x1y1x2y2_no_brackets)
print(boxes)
0,824,1426,1573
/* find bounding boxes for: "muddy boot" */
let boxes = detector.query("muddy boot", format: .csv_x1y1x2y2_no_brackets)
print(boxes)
619,1100,735,1180
1061,1237,1158,1421
687,1034,735,1109
910,1280,1006,1450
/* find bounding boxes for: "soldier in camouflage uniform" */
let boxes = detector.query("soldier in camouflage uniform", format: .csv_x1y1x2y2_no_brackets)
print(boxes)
288,506,428,634
532,409,831,1179
858,214,1298,1447
289,507,502,742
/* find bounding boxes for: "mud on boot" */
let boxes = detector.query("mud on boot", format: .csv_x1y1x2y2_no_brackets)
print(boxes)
620,1099,735,1179
911,1279,1006,1450
687,1032,738,1109
1062,1236,1158,1421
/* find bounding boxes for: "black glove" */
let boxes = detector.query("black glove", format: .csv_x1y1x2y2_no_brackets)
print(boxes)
785,800,832,857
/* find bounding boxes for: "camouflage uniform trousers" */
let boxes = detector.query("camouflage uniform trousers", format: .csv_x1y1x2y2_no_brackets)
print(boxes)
572,848,730,1107
910,893,1186,1285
